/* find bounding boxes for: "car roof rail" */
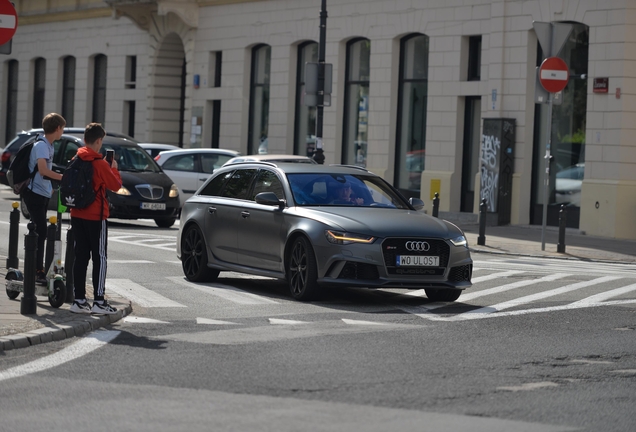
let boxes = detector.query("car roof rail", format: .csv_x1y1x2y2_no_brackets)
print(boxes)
329,164,369,172
230,161,278,168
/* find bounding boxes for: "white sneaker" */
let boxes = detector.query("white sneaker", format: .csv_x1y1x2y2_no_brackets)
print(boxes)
70,300,92,314
91,300,118,315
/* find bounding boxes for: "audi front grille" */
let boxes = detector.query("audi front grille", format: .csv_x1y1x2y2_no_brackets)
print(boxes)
382,238,450,276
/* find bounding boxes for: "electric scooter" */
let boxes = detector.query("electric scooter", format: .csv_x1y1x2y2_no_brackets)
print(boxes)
5,191,68,308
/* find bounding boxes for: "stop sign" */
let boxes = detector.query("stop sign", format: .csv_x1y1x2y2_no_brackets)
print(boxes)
539,57,569,93
0,0,17,46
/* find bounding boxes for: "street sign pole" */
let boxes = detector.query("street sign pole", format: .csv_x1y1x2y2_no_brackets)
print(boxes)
313,0,327,164
541,91,553,250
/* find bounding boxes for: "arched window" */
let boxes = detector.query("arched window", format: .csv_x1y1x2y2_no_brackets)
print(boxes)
62,56,76,126
32,57,46,128
395,34,429,193
294,41,318,157
92,54,107,124
5,60,18,143
342,38,370,166
248,44,271,155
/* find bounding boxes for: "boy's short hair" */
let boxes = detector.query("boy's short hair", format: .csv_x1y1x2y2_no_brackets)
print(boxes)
42,113,66,134
84,123,106,144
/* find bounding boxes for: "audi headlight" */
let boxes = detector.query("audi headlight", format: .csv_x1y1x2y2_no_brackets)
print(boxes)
325,230,375,245
169,184,179,198
450,235,467,247
115,186,131,196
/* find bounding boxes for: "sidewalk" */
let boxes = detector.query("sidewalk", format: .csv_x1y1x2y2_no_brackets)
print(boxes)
1,222,635,351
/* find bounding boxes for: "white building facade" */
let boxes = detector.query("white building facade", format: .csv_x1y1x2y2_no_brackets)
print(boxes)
2,0,635,239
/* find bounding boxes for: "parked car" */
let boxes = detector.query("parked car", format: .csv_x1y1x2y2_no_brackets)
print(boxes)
1,128,137,186
177,162,473,301
223,154,317,166
155,148,241,205
16,134,180,228
139,143,181,159
555,163,584,206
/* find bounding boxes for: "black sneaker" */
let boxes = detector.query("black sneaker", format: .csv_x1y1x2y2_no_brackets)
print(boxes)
70,300,92,314
92,300,118,315
36,270,47,285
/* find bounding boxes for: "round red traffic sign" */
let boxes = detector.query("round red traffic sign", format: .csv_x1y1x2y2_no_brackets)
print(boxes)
0,0,18,46
539,57,569,93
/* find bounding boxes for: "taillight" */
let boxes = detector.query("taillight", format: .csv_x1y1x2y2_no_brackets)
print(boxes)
154,155,160,161
1,152,10,163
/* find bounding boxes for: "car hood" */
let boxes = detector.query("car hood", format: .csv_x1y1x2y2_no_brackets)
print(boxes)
119,170,174,188
291,207,462,238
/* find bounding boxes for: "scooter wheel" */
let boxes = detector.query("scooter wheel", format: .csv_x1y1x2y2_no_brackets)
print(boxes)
6,272,21,300
48,280,66,308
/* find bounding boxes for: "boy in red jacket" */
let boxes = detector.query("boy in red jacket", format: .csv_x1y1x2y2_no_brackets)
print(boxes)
69,123,122,315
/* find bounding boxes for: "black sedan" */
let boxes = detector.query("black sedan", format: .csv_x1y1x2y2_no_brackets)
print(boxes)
177,162,472,301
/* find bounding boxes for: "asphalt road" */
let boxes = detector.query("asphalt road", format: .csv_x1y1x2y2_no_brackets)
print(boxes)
0,202,635,431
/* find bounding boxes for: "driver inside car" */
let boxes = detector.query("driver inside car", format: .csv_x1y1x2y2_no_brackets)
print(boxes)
331,182,364,205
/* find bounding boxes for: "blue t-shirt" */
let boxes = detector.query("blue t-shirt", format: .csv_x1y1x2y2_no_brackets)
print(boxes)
27,137,55,198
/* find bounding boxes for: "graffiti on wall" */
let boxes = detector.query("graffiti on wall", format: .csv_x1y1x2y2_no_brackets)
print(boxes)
480,134,500,212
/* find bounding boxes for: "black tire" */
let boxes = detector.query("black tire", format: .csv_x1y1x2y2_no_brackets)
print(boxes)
181,225,219,282
6,272,21,300
20,195,30,219
48,280,66,308
155,217,176,228
425,288,462,302
287,236,319,301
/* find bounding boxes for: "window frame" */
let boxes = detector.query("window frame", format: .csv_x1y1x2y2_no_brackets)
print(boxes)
247,44,271,155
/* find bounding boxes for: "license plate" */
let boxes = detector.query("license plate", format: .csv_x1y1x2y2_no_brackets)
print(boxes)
140,202,166,210
396,255,439,267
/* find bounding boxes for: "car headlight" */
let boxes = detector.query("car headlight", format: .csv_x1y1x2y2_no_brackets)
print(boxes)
450,235,467,247
169,184,179,198
325,230,376,245
115,186,131,196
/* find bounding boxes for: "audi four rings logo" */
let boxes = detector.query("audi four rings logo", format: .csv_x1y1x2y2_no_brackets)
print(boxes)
405,241,430,252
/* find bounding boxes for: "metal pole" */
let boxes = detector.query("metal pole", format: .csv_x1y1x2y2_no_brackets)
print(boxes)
477,199,487,246
21,221,38,315
557,204,567,253
541,92,553,251
313,0,327,165
6,201,20,269
64,226,75,303
44,216,57,276
432,192,439,218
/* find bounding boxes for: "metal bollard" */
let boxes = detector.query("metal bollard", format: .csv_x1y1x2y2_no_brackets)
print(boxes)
21,221,38,315
432,192,440,218
477,199,487,246
64,226,75,303
6,201,20,269
44,216,57,275
557,204,567,253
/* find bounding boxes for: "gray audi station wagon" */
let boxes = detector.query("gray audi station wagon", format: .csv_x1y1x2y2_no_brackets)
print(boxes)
177,162,473,301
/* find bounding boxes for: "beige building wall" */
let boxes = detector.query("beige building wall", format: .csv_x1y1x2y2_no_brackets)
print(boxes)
2,0,636,239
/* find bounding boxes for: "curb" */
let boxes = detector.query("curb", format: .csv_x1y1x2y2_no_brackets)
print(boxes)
0,302,132,352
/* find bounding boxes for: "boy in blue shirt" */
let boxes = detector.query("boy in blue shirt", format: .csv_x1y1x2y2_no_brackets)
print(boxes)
23,113,65,284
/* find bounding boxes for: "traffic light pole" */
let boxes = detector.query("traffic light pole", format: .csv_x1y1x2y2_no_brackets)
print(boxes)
313,0,327,164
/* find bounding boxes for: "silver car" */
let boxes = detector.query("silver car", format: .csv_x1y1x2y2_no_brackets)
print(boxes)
177,163,472,301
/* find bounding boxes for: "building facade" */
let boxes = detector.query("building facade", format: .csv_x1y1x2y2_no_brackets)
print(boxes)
2,0,635,239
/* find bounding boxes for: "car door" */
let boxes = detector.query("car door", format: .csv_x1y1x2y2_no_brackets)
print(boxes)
237,169,286,271
203,168,257,265
160,153,199,205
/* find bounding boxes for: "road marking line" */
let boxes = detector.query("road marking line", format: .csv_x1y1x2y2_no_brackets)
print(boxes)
342,319,392,326
570,282,636,306
269,318,308,325
0,330,120,382
460,273,571,302
449,275,622,320
197,318,239,325
109,260,154,264
108,279,186,308
470,270,526,284
123,316,170,324
167,276,278,305
498,381,559,392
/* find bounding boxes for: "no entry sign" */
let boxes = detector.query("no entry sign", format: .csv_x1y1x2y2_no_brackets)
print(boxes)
0,0,17,46
539,56,569,93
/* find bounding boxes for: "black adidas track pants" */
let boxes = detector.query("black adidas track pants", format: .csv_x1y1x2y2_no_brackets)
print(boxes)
71,217,108,301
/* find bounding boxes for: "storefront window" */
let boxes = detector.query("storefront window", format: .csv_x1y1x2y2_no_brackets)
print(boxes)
248,45,271,155
342,38,370,167
294,42,318,157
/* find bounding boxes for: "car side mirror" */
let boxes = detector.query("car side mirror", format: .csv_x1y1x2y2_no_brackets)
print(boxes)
255,192,285,209
409,197,425,211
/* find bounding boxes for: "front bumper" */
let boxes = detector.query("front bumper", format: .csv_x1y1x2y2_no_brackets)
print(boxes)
108,194,180,220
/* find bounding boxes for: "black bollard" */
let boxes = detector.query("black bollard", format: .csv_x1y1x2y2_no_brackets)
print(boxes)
6,201,20,269
432,192,440,218
21,221,38,315
477,198,487,246
44,216,57,276
557,204,567,253
64,226,75,303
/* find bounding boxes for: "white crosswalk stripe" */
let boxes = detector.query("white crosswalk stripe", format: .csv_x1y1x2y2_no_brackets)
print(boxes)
167,276,279,305
107,279,186,308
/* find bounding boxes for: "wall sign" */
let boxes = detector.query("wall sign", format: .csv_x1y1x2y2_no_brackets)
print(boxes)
593,77,608,93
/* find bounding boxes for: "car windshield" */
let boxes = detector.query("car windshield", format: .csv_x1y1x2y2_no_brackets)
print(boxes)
287,173,409,209
102,145,162,173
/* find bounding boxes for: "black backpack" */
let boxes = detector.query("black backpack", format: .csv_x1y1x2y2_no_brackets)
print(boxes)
60,157,96,209
7,138,42,195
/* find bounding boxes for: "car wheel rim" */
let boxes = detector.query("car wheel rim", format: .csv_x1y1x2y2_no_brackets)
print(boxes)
290,241,307,295
183,228,203,277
